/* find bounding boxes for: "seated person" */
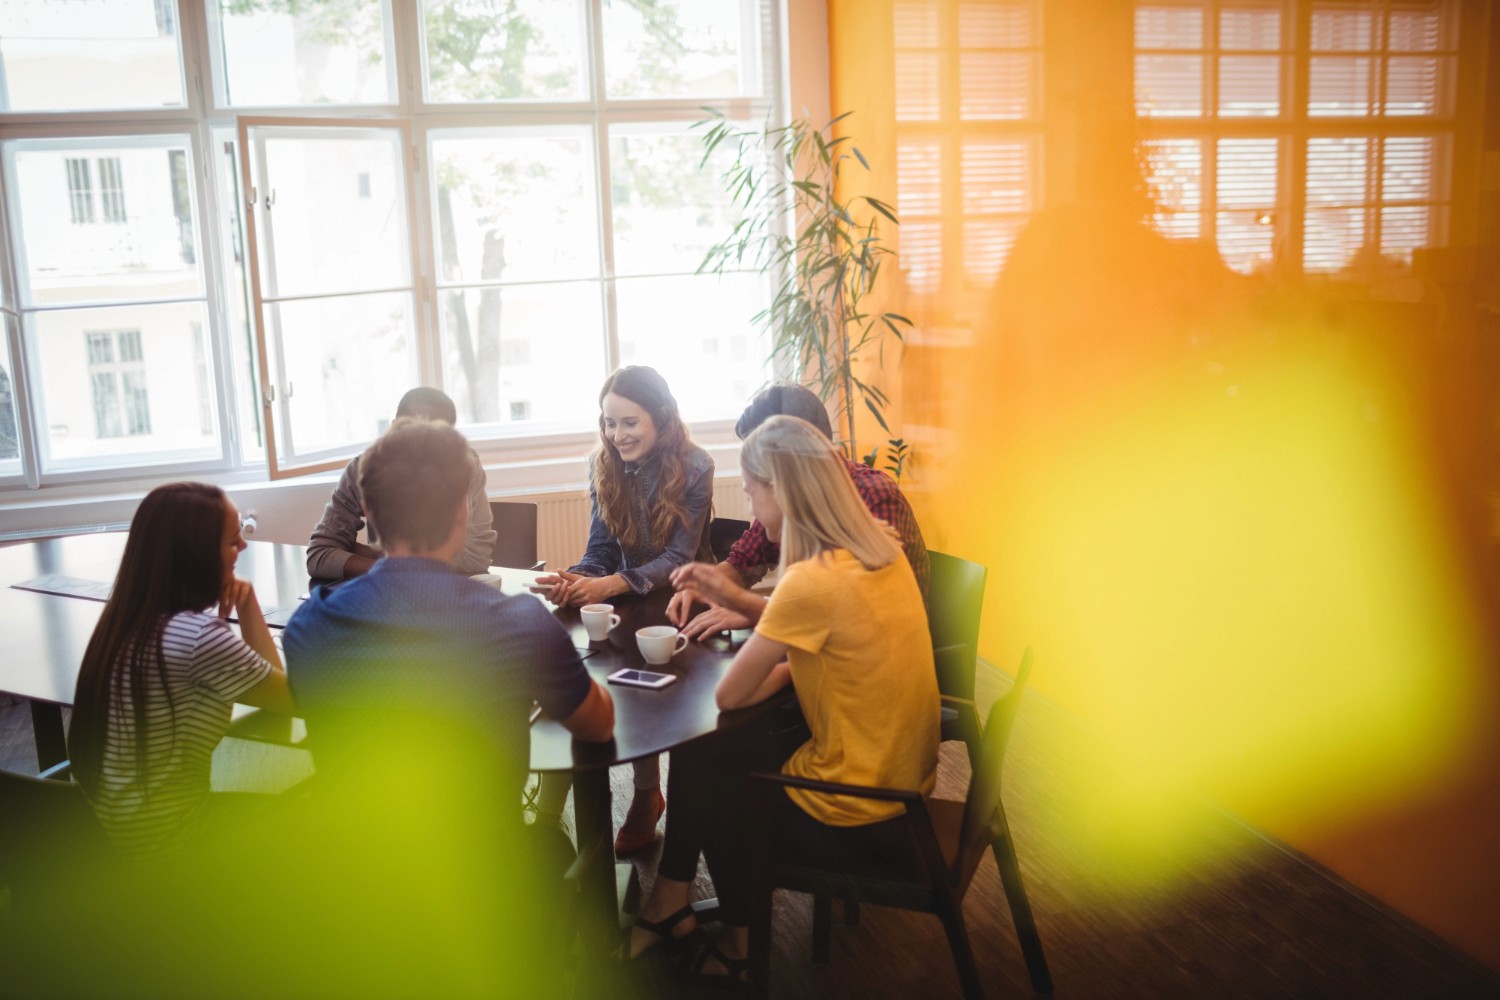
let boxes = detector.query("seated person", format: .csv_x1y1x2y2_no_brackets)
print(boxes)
534,365,714,856
284,416,614,800
70,483,295,863
306,386,496,580
668,382,929,640
629,415,939,981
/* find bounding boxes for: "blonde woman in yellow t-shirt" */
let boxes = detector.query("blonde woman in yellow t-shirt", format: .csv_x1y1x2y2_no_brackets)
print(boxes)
628,415,938,984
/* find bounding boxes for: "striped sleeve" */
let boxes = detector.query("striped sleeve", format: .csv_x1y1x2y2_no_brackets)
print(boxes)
186,617,274,703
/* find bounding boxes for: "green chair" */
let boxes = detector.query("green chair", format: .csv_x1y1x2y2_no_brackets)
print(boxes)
928,550,988,767
748,650,1052,999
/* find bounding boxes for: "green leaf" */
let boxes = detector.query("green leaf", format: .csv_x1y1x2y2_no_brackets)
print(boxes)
852,146,869,170
863,197,900,225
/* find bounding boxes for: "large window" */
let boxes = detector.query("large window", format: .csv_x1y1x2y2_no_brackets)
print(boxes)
1136,0,1456,277
892,0,1042,299
0,0,780,487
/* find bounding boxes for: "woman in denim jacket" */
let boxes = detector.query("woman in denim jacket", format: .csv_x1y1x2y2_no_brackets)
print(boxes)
535,365,714,854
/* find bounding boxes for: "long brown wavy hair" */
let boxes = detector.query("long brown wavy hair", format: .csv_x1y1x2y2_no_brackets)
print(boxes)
592,366,698,551
70,483,231,798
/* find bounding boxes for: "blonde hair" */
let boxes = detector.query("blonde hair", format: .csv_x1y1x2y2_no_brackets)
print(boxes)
740,415,900,572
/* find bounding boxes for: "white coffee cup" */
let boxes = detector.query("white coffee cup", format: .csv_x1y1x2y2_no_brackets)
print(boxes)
580,604,621,642
636,625,688,665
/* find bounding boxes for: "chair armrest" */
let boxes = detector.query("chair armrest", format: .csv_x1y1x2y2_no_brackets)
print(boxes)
749,770,924,805
37,760,73,781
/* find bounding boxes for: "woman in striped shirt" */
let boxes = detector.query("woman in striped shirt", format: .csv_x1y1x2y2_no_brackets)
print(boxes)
70,482,295,862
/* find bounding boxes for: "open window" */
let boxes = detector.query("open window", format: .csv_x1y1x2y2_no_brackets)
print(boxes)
238,118,421,479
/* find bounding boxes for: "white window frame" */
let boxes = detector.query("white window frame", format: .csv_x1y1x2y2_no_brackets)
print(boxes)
0,0,788,497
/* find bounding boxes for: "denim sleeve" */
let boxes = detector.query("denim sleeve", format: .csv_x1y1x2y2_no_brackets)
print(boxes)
452,451,497,576
617,456,714,595
567,488,622,578
305,459,367,580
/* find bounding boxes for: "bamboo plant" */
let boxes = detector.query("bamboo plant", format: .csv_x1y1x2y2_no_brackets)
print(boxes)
696,111,913,479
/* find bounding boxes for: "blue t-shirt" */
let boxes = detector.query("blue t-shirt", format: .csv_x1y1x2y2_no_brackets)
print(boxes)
283,557,591,798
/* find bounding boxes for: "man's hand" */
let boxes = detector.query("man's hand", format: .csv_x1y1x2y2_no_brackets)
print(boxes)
680,606,754,641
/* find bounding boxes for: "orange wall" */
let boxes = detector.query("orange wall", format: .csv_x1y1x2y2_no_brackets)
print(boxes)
829,0,1500,972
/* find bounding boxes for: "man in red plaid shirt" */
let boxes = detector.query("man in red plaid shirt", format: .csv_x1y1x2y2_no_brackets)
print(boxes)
668,383,929,640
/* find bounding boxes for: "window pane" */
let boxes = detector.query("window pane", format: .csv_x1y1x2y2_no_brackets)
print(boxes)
1307,137,1371,206
1383,137,1436,202
603,0,763,99
1385,56,1446,116
895,52,942,121
422,0,586,102
1311,7,1374,51
1309,56,1372,116
430,131,600,286
257,132,410,299
1219,55,1280,117
11,140,204,308
212,131,265,464
609,127,752,278
1144,139,1203,240
215,0,392,106
960,139,1033,284
0,0,184,111
439,282,604,429
614,274,770,421
960,2,1037,48
1305,207,1365,272
1218,139,1278,274
1136,54,1204,117
1388,6,1445,51
33,303,218,468
0,317,21,475
1135,6,1204,49
1220,6,1280,51
896,140,943,295
266,292,417,459
959,54,1035,120
1380,205,1431,264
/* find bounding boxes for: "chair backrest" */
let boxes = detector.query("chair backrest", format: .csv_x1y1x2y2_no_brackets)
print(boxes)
0,766,112,899
950,648,1033,893
489,501,539,569
709,517,751,563
926,551,987,701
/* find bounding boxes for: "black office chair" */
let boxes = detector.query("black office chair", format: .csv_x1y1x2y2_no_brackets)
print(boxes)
708,517,751,563
0,762,115,983
928,551,988,768
747,650,1052,1000
489,501,543,570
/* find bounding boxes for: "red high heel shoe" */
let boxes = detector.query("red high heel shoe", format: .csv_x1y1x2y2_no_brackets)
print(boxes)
613,787,666,857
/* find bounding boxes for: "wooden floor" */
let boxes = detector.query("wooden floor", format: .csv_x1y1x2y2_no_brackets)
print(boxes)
3,678,1498,1000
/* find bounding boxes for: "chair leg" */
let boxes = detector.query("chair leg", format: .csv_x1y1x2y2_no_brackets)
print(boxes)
934,889,984,1000
960,703,984,774
992,835,1053,996
842,897,860,927
811,892,832,964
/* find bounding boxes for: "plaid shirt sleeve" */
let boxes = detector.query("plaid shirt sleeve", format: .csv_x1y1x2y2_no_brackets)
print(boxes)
725,519,778,585
847,460,930,600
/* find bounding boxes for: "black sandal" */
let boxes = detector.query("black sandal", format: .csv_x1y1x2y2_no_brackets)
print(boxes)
623,904,698,961
686,938,752,992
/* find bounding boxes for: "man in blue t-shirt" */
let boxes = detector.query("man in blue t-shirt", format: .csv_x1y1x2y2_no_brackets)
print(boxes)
284,416,613,806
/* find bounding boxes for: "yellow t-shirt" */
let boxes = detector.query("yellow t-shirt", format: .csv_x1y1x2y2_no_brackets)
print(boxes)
755,548,939,826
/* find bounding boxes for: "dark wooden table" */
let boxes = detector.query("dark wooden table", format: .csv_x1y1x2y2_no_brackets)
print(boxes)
0,535,777,930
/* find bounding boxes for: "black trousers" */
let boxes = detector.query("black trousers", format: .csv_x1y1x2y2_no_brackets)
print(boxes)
657,701,916,926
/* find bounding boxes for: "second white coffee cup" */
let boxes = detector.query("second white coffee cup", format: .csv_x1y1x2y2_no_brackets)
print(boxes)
580,604,620,642
636,625,688,665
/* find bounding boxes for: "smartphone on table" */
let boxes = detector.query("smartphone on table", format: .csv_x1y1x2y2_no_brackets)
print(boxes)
607,668,677,690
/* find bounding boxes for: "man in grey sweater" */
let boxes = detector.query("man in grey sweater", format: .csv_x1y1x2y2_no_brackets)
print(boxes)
305,388,496,580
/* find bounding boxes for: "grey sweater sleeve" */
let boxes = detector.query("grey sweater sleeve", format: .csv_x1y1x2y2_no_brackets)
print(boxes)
452,451,497,575
305,457,368,580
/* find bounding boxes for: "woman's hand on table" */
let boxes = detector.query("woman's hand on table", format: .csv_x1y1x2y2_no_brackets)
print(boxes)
536,571,627,607
669,562,740,609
